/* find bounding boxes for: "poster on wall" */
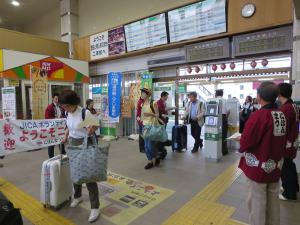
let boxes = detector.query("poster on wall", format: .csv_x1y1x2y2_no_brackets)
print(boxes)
31,66,49,120
0,119,66,156
92,87,102,114
108,72,122,123
141,72,153,90
40,60,64,79
121,96,131,118
129,83,141,110
1,87,16,120
168,0,226,43
108,26,126,56
90,31,109,60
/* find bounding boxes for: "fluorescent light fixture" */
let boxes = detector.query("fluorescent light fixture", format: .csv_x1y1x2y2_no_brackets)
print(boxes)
11,1,20,6
220,80,233,83
258,78,274,81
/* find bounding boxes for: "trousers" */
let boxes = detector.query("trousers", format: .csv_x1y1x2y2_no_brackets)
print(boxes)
247,178,279,225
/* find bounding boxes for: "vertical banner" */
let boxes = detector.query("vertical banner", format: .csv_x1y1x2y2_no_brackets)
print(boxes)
1,87,16,120
108,72,122,123
31,66,49,119
141,72,153,90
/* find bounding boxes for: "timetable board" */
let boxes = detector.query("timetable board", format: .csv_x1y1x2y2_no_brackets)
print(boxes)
168,0,226,43
233,26,292,57
186,38,230,62
124,13,168,52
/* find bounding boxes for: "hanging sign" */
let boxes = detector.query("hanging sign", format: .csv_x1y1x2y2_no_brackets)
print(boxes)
90,31,109,60
108,72,122,122
0,119,66,156
1,87,16,120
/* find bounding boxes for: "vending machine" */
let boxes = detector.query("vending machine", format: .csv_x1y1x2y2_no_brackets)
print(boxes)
204,99,223,162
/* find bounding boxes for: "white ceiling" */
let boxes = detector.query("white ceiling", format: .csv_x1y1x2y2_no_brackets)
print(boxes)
0,0,59,29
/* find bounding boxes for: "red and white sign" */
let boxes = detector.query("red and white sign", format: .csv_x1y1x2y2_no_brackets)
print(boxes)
0,119,66,156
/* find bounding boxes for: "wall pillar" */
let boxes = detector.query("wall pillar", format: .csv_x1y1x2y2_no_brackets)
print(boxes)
60,0,79,58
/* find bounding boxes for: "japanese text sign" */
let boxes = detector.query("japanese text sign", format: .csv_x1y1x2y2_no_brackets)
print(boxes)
90,31,109,60
108,72,122,122
0,119,66,156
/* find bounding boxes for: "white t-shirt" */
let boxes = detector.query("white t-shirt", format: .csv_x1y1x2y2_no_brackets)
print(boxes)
54,104,61,118
67,106,92,139
217,97,229,115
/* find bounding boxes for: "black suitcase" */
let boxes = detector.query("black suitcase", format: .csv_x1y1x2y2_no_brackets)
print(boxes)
0,192,23,225
172,125,187,152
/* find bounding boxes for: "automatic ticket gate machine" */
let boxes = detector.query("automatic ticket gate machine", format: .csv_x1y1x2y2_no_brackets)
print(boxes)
204,99,223,162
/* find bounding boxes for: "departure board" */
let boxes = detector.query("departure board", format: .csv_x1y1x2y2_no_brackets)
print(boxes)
233,26,292,56
168,0,226,43
124,13,168,52
186,38,230,62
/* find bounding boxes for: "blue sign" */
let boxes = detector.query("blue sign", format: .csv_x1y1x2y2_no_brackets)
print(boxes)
108,72,122,121
92,87,102,94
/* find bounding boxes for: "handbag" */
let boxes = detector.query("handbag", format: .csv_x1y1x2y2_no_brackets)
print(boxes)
67,136,109,185
142,116,168,142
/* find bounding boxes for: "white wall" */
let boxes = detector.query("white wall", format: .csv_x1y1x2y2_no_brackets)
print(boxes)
23,7,61,40
78,0,197,37
19,0,197,40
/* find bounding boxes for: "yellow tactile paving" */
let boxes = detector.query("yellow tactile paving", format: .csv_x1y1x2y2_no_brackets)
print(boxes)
228,219,248,225
162,163,247,225
0,178,75,225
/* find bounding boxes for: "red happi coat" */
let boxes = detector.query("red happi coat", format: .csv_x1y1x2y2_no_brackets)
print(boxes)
280,99,299,159
238,103,287,183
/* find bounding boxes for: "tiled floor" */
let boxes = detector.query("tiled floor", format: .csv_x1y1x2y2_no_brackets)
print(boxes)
1,137,300,225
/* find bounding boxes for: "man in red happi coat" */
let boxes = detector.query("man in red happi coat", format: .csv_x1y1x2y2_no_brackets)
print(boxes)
277,83,299,201
237,82,287,225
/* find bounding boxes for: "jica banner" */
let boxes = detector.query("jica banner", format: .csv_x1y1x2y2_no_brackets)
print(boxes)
0,119,66,156
108,72,122,123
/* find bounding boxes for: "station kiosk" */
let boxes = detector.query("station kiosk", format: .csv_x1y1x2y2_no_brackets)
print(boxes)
204,99,223,162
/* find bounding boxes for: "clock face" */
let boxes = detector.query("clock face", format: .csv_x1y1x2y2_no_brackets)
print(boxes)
241,3,256,18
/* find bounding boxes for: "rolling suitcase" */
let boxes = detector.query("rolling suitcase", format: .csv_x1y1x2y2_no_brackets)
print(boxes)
172,125,187,152
40,154,73,208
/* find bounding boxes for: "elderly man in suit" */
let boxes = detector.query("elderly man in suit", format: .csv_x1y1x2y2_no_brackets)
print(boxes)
183,92,205,153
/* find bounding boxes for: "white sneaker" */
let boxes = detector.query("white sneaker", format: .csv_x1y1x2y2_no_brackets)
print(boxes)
279,193,288,201
70,197,83,208
280,186,284,193
88,209,100,223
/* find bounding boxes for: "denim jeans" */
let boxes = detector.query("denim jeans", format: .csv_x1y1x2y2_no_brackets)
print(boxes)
144,138,158,161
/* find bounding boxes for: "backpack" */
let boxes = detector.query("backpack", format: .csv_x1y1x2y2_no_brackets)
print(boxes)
0,192,23,225
149,100,164,125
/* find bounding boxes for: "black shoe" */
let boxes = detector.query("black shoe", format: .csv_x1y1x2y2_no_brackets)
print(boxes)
155,158,161,166
144,162,154,170
161,151,167,160
164,140,172,147
191,148,198,153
